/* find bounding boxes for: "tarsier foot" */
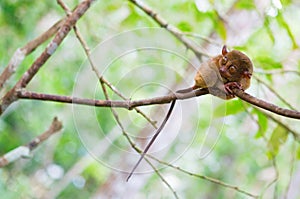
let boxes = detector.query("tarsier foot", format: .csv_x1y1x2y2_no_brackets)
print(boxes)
224,82,242,96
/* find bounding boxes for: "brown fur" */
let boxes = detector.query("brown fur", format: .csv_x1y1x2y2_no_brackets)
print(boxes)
180,45,253,99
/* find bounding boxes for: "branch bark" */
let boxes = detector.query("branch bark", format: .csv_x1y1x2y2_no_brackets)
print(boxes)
127,0,300,120
0,0,94,115
232,88,300,119
17,89,209,109
0,20,64,89
0,117,62,167
18,88,300,123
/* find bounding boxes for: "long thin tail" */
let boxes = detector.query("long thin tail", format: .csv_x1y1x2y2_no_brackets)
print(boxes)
126,100,176,181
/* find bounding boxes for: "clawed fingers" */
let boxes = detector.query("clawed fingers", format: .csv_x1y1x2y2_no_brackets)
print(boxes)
224,82,242,94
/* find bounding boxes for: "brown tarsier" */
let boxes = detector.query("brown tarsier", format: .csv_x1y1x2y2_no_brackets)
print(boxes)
126,45,253,181
177,45,253,98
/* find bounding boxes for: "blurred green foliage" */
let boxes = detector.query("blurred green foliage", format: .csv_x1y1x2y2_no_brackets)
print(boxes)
0,0,300,198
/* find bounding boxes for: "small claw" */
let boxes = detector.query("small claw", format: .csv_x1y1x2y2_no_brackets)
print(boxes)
224,82,242,95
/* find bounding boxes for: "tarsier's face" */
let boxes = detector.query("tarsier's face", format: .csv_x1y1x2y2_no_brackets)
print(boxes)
219,46,253,83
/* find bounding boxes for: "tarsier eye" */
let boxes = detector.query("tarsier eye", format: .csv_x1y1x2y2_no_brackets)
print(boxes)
222,56,228,64
228,65,237,73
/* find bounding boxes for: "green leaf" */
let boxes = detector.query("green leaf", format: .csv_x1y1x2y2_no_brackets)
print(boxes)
214,99,244,117
255,56,283,70
267,125,288,159
177,21,193,32
296,145,300,160
264,17,276,45
235,0,256,10
281,0,292,6
215,17,227,41
254,110,268,138
209,11,227,41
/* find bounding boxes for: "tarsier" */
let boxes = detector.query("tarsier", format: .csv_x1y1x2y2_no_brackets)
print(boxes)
126,45,253,181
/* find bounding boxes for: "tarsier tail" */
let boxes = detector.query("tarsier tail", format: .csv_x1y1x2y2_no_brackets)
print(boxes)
126,100,176,181
127,45,253,181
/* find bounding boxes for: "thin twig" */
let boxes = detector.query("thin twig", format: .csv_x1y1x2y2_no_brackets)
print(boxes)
273,159,279,199
242,104,285,199
105,83,179,198
98,72,178,197
98,69,178,198
253,75,296,110
283,142,296,199
182,32,221,47
127,0,210,59
0,117,62,167
75,32,158,128
54,0,181,190
121,127,257,198
0,0,94,115
91,88,256,198
259,158,279,199
60,3,157,128
241,102,269,142
0,19,64,89
149,155,258,198
145,158,179,199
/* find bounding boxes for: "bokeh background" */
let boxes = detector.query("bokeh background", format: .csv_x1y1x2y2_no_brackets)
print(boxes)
1,0,300,198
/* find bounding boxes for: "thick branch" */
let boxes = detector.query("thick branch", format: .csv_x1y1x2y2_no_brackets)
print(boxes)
19,1,93,88
17,89,209,109
18,88,300,121
253,75,296,110
258,108,300,140
232,88,300,119
22,20,65,56
0,117,62,167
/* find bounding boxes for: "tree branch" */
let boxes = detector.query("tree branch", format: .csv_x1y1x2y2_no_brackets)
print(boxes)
258,108,300,140
0,0,94,115
232,88,300,120
128,0,300,121
17,87,300,123
57,0,158,128
127,0,211,59
17,89,209,109
253,75,296,110
0,19,64,89
148,154,258,198
0,117,62,167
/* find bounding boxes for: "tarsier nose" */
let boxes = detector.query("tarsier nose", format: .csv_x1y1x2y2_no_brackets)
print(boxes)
220,67,226,73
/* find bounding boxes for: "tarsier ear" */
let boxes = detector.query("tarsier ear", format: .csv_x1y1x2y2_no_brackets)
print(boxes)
222,45,228,56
